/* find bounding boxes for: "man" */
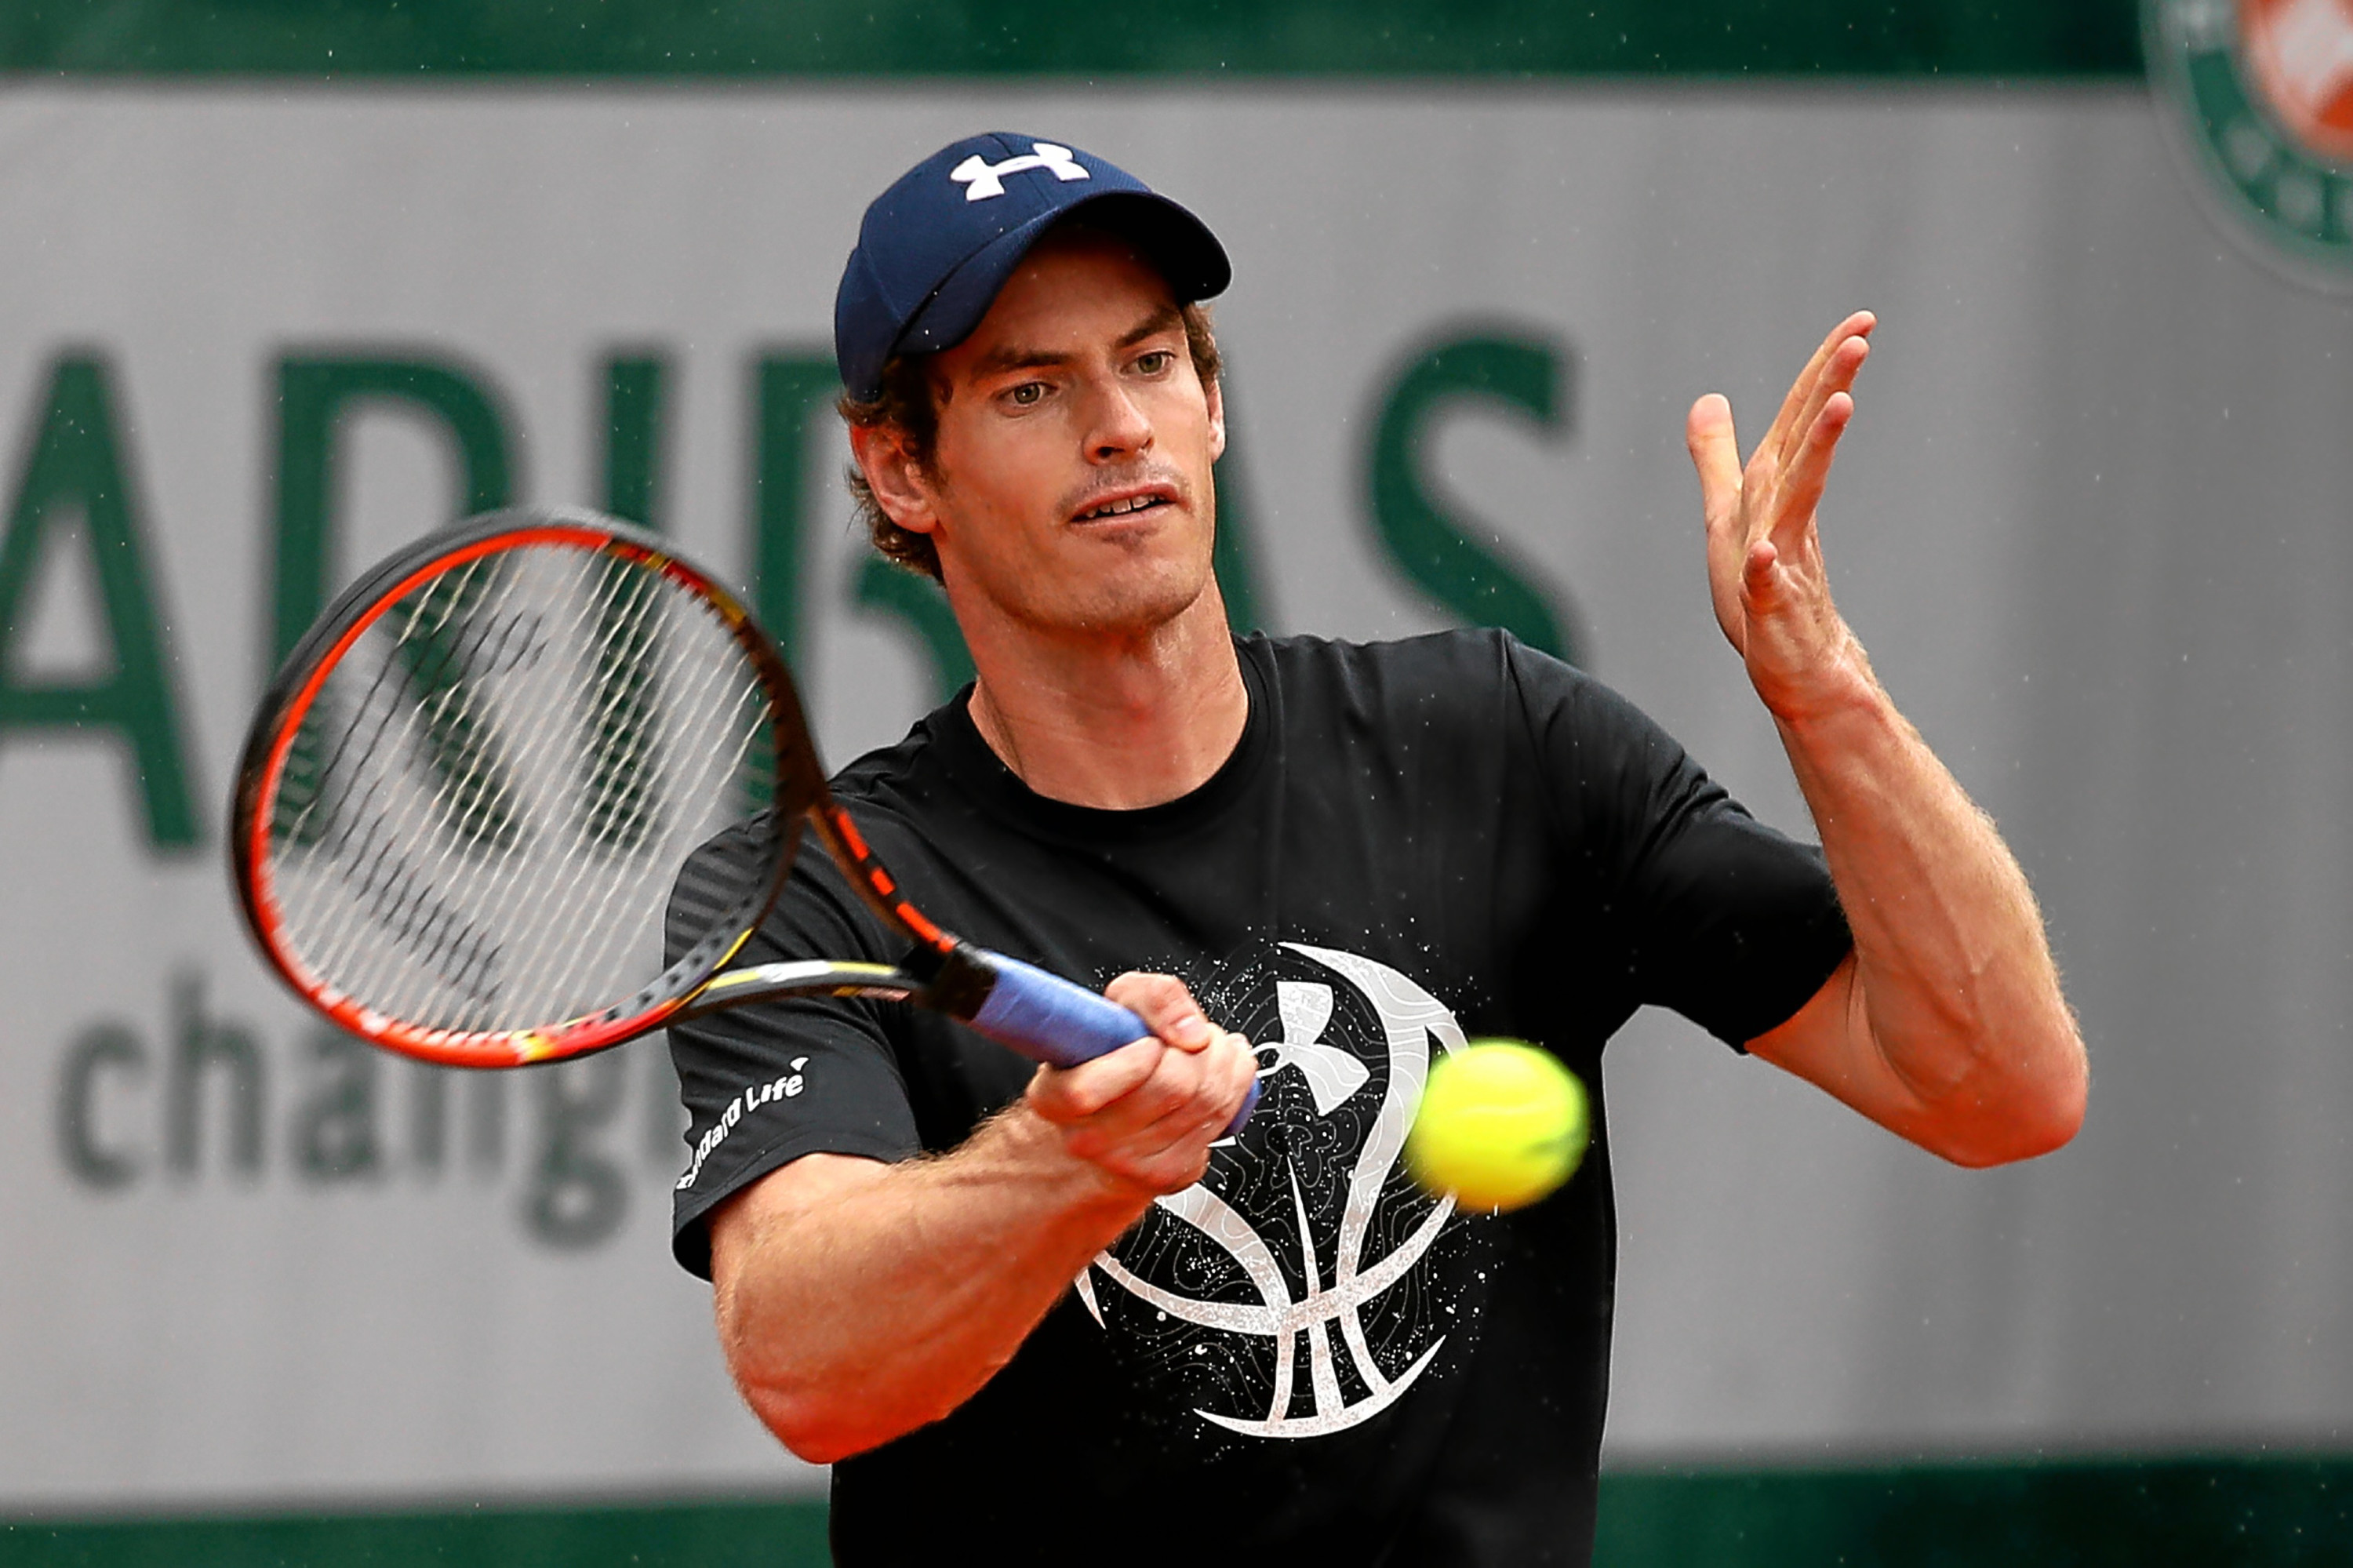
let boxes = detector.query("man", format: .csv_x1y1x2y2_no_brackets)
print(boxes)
667,133,2085,1564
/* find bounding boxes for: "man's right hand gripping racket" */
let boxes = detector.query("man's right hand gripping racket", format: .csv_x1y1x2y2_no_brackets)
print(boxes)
230,504,1257,1133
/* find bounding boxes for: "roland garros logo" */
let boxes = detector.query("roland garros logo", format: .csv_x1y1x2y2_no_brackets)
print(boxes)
1072,943,1468,1439
2148,0,2353,285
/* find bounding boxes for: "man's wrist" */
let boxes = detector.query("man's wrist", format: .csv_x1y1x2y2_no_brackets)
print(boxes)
987,1101,1162,1224
1756,634,1887,735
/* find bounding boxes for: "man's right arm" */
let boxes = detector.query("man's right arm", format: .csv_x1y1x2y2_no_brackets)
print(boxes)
707,973,1257,1464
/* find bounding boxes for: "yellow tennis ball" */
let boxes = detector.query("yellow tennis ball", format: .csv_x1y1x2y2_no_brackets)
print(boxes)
1406,1040,1590,1212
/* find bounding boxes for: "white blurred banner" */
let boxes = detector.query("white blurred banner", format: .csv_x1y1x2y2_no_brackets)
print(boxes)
2,83,2348,1510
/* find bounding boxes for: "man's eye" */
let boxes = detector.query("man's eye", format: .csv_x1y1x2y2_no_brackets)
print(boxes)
1135,351,1174,375
1008,382,1046,406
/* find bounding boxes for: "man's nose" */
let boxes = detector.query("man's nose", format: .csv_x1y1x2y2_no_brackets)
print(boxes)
1083,376,1154,462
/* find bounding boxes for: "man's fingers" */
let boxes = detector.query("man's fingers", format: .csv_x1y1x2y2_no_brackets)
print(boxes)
1686,393,1744,533
1775,331,1871,474
1037,971,1258,1192
1034,1030,1258,1191
1026,1039,1164,1123
1076,1073,1227,1166
1758,318,1849,459
1769,391,1854,555
1032,1027,1248,1129
1112,1034,1257,1166
1689,393,1756,647
1104,970,1214,1052
1742,536,1780,598
1759,311,1876,465
1202,1030,1260,1130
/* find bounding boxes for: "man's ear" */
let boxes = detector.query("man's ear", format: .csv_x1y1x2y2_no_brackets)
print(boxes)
1205,377,1227,466
849,423,940,537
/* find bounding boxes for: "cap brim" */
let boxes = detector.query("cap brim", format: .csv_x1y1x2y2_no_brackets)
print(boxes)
893,190,1231,366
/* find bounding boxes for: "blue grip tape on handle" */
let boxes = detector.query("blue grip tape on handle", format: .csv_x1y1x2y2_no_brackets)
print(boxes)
969,955,1144,1068
968,954,1258,1137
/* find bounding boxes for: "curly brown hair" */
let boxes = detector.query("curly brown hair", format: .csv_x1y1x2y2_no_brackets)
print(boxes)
838,300,1223,583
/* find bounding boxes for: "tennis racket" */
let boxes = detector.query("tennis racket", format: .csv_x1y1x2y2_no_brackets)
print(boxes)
230,504,1257,1133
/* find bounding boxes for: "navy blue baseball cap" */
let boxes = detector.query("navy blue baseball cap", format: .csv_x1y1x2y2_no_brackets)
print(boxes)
835,133,1231,402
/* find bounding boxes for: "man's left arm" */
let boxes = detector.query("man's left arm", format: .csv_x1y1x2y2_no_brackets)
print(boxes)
1686,311,2087,1167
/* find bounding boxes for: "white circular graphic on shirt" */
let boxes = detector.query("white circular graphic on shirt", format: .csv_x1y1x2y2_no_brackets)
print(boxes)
1072,940,1478,1439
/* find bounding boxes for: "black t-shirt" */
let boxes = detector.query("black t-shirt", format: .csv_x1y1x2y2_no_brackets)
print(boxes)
668,630,1849,1566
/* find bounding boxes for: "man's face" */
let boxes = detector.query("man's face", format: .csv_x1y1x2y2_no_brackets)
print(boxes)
878,229,1226,638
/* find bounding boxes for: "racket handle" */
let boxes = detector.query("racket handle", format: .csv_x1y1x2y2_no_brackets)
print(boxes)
969,955,1259,1137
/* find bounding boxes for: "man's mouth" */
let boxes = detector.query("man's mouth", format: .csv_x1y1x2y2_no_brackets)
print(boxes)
1075,493,1173,522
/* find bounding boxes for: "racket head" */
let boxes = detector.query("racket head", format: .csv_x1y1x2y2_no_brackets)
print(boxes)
230,506,827,1068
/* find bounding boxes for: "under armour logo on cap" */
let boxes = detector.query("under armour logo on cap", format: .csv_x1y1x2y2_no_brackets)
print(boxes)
834,132,1232,402
950,141,1091,202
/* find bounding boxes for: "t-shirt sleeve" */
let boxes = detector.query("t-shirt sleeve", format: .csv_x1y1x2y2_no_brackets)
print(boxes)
1506,638,1853,1050
666,820,923,1280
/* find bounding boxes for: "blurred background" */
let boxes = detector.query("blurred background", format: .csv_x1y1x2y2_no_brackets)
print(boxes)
4,0,2352,1563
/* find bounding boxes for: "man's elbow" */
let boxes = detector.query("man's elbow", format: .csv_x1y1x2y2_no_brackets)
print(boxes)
741,1378,892,1466
1929,1029,2088,1168
733,1345,980,1464
1938,1093,2082,1169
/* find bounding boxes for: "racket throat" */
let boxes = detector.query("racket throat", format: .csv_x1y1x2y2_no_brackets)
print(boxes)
904,940,997,1022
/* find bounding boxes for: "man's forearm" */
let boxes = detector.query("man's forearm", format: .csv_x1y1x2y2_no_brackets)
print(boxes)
713,1108,1151,1463
1769,657,2086,1164
1682,315,2083,1162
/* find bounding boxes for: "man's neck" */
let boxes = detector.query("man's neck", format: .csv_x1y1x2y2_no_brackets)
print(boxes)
960,590,1248,811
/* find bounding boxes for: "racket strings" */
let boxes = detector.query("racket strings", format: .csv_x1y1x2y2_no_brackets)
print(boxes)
487,554,756,1020
578,562,666,853
265,539,780,1036
287,602,511,1006
292,566,498,1013
310,557,541,1011
455,555,650,1003
471,550,768,1024
315,550,748,1028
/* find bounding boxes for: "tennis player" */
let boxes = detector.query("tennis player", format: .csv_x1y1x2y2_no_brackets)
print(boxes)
667,133,2086,1565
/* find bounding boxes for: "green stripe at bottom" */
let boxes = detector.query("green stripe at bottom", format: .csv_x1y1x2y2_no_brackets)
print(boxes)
0,1499,829,1568
5,1455,2349,1566
1597,1454,2353,1566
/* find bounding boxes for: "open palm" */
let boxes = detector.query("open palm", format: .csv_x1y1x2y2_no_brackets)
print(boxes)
1686,311,1876,722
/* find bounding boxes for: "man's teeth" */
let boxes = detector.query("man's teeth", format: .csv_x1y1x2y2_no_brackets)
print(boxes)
1082,496,1163,519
